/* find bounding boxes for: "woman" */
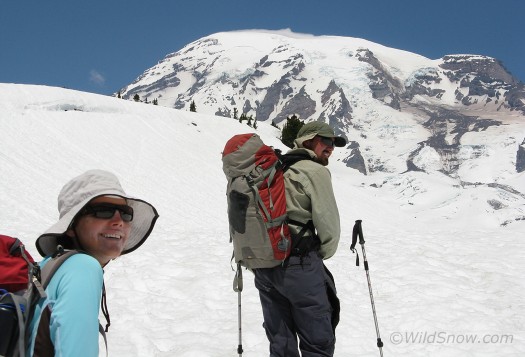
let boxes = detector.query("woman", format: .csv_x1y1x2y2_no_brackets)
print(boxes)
28,169,159,357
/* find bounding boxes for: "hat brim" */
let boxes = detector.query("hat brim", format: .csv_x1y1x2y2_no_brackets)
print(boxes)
333,137,346,147
36,194,159,257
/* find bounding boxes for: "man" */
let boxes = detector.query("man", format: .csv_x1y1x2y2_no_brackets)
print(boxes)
254,122,345,357
27,169,159,357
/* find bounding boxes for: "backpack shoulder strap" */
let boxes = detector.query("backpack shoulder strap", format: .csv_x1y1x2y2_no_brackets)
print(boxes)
276,150,314,172
40,250,81,289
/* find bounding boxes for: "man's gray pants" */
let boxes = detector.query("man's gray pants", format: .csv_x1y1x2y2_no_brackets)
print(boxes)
254,251,339,357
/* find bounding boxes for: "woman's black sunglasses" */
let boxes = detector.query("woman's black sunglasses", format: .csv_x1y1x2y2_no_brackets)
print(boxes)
80,203,134,222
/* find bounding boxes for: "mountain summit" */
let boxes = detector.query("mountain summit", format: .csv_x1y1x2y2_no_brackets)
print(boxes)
120,30,524,179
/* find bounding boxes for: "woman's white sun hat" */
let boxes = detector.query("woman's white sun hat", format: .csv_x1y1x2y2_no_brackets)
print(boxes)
36,169,159,257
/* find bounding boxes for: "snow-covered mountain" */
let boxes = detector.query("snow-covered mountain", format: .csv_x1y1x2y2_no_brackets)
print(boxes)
119,30,525,175
1,83,524,356
119,30,525,225
120,30,525,120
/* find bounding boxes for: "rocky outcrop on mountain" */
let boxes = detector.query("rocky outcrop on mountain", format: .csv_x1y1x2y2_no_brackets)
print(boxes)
343,141,367,174
403,68,445,101
356,48,403,109
517,139,525,173
405,143,427,173
439,55,525,112
318,80,352,137
505,85,525,111
440,55,517,84
271,86,316,124
405,107,503,175
252,52,311,123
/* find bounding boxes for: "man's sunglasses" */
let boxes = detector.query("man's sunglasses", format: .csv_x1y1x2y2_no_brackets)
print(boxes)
80,203,134,222
319,136,335,148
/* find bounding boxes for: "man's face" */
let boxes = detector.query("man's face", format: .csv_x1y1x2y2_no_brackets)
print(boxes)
73,196,132,266
311,136,335,166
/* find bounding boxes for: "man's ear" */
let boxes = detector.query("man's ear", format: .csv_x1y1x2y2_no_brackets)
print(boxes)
303,139,314,150
65,228,76,238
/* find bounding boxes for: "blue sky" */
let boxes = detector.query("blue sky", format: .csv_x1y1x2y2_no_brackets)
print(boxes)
1,0,523,95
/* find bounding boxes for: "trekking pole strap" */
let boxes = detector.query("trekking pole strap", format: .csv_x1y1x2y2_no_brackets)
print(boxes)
233,263,243,292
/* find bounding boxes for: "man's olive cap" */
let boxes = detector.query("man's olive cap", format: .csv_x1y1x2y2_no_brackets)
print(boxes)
295,122,346,147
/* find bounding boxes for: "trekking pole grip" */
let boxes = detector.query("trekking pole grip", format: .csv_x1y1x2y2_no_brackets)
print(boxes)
355,219,365,244
351,220,366,266
350,220,365,250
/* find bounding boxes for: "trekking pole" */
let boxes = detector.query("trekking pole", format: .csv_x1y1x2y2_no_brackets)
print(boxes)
233,262,244,356
351,220,384,357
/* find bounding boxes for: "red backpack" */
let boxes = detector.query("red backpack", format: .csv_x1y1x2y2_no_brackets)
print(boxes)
222,133,312,269
0,235,35,293
0,235,85,357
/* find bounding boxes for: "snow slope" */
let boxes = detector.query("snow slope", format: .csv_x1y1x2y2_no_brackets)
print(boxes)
1,84,524,356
